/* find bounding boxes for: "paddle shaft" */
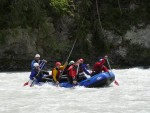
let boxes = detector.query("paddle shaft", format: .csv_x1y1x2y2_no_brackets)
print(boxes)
106,58,119,86
76,64,79,80
106,58,112,71
59,39,77,79
65,38,77,64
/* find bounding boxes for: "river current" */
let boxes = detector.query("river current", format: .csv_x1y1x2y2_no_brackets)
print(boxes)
0,68,149,113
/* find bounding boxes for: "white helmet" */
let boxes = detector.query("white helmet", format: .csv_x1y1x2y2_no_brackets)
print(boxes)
33,63,39,67
99,59,103,62
69,60,75,65
35,54,40,58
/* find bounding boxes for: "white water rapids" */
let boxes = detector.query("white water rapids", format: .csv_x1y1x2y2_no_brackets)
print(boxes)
0,68,150,113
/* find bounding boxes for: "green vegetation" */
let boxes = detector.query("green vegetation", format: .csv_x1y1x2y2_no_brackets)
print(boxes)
1,0,150,35
50,0,75,17
0,30,10,44
0,32,6,44
0,0,150,68
0,0,47,29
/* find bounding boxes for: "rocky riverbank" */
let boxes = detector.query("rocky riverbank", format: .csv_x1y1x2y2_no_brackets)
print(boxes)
0,0,150,71
0,20,150,71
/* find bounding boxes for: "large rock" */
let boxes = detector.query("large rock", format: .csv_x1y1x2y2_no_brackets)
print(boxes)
55,15,74,40
0,16,74,71
0,28,37,59
105,25,150,67
125,25,150,49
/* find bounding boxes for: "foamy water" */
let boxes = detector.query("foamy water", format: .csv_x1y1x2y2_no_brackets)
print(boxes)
0,68,150,113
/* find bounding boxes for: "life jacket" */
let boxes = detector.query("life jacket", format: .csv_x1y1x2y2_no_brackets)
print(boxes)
52,67,61,81
93,62,102,71
67,64,78,79
29,68,44,83
93,59,106,71
93,63,108,73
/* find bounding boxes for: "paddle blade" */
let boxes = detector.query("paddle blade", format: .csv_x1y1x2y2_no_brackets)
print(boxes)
114,80,119,86
23,82,29,86
30,83,34,87
30,81,35,87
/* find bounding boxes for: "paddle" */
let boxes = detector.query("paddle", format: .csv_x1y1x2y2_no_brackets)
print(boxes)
58,39,77,86
105,56,119,86
23,81,29,86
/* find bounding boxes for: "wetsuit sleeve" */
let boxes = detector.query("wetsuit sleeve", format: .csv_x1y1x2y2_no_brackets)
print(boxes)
52,69,58,82
60,66,64,70
63,62,68,68
99,59,106,66
83,67,91,75
102,65,109,72
60,62,68,70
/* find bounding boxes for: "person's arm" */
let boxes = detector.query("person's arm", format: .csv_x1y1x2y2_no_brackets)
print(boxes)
99,59,106,66
102,65,109,72
83,67,91,75
60,66,64,70
31,60,35,70
60,62,68,70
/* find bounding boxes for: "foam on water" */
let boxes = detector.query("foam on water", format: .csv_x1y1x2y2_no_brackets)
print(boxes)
0,68,150,113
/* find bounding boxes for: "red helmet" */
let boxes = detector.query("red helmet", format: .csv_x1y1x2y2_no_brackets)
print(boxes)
55,62,61,66
79,58,84,63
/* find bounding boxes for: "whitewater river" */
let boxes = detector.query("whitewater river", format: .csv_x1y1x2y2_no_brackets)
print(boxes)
0,68,149,113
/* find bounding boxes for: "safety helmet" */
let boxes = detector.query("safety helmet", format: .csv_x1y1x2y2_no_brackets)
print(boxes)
99,59,103,62
79,58,84,63
33,63,39,67
55,62,61,67
69,60,75,65
35,54,40,58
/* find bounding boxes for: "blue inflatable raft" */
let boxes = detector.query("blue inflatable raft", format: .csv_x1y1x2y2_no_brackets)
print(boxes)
59,72,115,88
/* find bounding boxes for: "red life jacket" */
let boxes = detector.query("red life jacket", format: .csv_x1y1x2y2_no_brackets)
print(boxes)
68,65,78,79
93,59,108,72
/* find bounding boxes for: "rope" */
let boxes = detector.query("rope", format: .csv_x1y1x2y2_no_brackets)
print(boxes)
95,0,105,37
64,38,77,63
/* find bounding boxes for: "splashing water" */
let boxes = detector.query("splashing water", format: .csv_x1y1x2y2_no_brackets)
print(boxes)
0,68,150,113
